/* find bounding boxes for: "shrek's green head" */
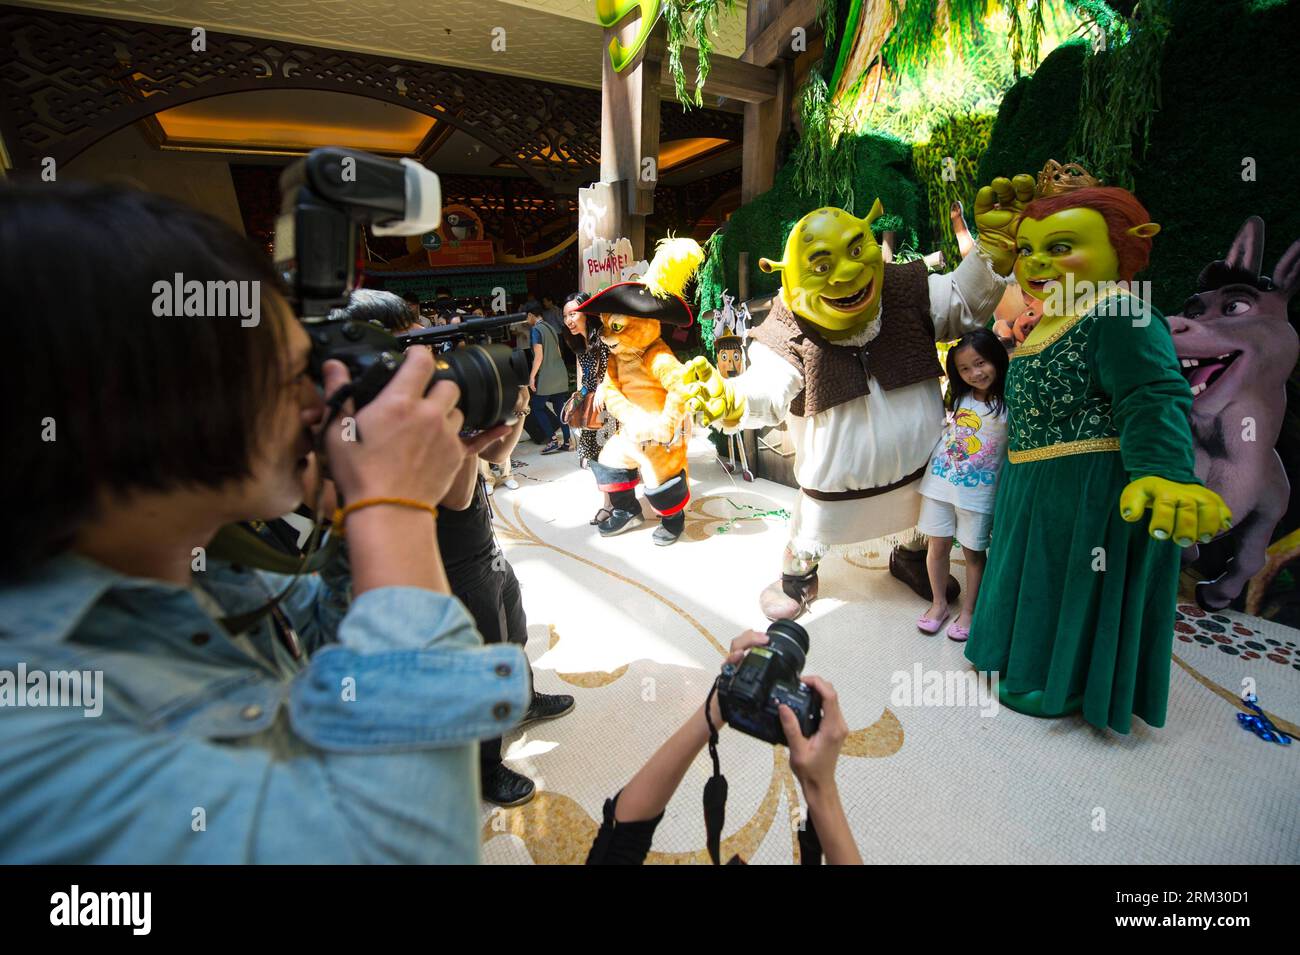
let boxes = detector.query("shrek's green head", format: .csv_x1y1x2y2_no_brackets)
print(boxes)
760,201,885,337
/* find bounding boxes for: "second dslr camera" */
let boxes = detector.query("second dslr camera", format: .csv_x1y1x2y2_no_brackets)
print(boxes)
717,620,822,745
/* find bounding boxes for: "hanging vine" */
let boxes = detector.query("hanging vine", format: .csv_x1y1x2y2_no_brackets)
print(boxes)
1065,0,1171,189
792,71,859,211
662,0,738,108
789,0,857,209
789,1,1066,212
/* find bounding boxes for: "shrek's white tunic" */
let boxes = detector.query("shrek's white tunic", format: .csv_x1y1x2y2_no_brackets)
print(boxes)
729,252,1007,559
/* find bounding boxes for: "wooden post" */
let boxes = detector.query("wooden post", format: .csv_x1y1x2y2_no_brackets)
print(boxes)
741,62,791,204
599,14,663,261
740,0,809,204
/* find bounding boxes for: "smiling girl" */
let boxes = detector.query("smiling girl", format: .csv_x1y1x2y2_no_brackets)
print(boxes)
917,328,1009,641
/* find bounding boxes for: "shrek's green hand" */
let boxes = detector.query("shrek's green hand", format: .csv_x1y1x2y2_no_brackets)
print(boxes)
973,174,1036,275
1119,476,1233,547
681,355,744,427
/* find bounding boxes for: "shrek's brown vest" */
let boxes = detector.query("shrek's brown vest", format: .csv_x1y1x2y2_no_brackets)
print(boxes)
752,260,942,417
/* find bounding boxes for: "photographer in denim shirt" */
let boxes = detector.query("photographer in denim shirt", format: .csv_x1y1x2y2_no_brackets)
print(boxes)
0,182,530,863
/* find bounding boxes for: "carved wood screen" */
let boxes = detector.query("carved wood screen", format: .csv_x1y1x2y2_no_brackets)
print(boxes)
0,4,740,190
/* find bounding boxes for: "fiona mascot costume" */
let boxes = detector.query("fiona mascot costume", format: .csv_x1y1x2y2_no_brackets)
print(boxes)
965,180,1232,731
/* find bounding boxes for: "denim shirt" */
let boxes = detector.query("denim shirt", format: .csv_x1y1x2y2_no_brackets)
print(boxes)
0,549,530,863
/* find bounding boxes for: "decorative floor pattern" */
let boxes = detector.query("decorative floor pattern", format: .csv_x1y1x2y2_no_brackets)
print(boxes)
477,436,1300,865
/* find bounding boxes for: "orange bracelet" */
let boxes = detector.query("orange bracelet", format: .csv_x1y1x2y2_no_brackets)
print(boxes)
331,497,439,536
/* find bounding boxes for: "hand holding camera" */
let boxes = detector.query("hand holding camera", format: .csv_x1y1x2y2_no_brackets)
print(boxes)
323,350,514,503
322,349,469,508
715,620,822,744
779,675,848,794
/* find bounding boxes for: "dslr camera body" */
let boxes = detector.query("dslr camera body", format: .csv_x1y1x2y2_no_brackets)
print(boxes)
716,620,822,745
273,147,529,428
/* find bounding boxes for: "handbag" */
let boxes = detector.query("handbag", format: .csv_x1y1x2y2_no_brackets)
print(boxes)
562,390,604,430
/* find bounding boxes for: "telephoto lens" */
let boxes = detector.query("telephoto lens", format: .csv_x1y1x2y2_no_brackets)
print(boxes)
716,619,822,745
432,344,532,431
306,319,531,430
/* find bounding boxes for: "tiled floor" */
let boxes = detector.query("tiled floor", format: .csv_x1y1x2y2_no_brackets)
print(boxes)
478,435,1300,864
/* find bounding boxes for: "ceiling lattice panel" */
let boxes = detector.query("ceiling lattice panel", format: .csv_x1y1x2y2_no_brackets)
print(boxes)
10,0,748,90
0,5,741,188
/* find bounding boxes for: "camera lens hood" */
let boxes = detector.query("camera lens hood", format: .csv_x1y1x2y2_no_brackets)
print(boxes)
765,619,809,676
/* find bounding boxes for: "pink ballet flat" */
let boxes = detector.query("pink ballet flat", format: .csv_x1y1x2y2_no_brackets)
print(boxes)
946,623,970,643
917,613,949,635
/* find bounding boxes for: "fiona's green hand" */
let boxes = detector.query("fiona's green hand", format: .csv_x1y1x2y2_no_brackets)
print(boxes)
973,174,1036,275
1119,476,1232,546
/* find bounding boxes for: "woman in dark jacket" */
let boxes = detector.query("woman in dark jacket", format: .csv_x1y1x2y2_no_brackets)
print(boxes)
561,292,617,523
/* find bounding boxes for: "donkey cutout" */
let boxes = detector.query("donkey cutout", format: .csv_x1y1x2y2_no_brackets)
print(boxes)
1167,216,1300,610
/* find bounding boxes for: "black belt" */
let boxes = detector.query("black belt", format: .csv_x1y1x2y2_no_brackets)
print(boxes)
800,464,926,502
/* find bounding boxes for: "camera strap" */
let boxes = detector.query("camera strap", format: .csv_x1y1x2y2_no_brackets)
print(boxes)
205,468,337,638
703,679,729,866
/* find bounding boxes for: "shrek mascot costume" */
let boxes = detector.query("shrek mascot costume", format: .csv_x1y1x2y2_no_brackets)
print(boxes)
684,197,1010,619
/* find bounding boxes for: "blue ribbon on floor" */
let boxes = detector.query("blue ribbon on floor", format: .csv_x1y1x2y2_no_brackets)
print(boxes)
1237,693,1292,746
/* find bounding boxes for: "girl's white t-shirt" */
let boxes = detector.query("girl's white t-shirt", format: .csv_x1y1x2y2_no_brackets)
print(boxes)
919,394,1008,514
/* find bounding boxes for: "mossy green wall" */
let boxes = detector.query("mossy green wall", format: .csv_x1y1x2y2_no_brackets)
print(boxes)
981,1,1300,317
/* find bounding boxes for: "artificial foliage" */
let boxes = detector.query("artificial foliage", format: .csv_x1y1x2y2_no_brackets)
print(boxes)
879,0,1068,84
662,0,737,108
1065,0,1171,189
977,39,1087,184
791,1,1079,228
913,112,998,268
1005,0,1047,77
790,71,858,212
881,0,989,75
790,0,853,209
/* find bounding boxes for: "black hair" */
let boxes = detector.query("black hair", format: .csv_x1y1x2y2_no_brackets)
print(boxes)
1196,261,1275,293
559,291,594,352
401,291,420,305
331,288,413,332
1,181,288,578
435,286,452,298
944,327,1008,416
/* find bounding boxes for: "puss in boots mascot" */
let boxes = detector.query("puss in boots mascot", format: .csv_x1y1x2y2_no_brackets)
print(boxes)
577,238,703,546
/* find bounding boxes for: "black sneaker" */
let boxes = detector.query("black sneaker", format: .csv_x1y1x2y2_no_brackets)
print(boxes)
481,764,536,807
598,509,644,536
519,692,574,728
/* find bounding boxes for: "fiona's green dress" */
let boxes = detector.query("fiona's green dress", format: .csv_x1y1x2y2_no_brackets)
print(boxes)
965,299,1199,733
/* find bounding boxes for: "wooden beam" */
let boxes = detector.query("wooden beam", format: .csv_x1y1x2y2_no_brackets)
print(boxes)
651,42,777,104
742,0,823,68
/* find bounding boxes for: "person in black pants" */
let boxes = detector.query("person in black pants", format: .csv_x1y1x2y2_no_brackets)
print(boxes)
330,289,573,806
436,387,575,806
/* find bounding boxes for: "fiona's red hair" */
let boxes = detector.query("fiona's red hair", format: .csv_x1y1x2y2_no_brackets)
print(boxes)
1019,186,1155,282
